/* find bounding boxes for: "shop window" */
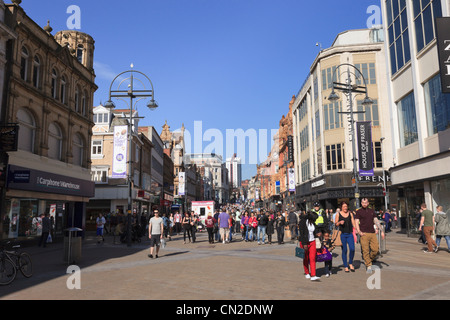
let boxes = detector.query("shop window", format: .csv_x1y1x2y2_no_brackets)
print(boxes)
48,123,63,160
17,108,36,153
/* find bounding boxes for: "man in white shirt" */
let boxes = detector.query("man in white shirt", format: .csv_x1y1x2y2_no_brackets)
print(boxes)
96,213,106,244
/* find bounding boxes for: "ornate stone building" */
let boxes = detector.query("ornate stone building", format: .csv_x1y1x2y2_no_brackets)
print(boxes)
0,2,97,240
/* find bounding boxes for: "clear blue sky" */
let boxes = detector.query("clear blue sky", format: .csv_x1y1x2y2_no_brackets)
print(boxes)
19,0,379,179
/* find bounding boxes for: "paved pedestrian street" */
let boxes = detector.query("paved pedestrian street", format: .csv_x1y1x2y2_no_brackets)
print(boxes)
0,231,449,301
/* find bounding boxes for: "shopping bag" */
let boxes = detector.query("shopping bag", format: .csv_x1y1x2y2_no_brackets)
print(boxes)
331,227,342,246
47,233,52,243
316,247,332,262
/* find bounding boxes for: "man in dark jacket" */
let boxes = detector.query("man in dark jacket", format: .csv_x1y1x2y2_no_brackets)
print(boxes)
288,211,298,240
38,213,51,248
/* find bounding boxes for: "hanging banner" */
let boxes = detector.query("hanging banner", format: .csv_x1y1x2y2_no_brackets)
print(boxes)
356,121,374,177
112,125,128,179
178,172,185,196
288,168,296,192
436,17,450,94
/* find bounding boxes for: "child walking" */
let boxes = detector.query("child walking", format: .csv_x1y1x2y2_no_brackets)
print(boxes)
322,232,335,277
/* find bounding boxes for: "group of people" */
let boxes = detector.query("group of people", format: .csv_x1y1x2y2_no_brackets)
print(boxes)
418,203,450,253
299,198,385,281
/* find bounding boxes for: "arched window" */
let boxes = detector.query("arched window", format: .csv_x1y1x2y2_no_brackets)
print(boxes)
17,108,36,153
60,75,67,104
48,123,63,160
72,133,84,166
32,55,40,88
20,46,29,81
51,69,58,99
77,44,84,64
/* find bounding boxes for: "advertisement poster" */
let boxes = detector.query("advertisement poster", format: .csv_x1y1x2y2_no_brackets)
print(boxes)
178,172,185,196
288,168,296,192
112,126,128,179
356,121,374,177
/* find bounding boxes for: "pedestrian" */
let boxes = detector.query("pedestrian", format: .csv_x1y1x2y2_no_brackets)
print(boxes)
148,209,164,259
205,213,216,244
266,213,275,244
299,211,320,281
218,209,230,243
228,212,235,242
419,203,438,253
162,213,172,241
241,211,249,241
182,212,192,244
435,206,450,252
190,211,198,243
288,210,298,240
335,201,356,273
354,198,385,272
38,213,51,248
96,213,106,244
257,212,268,245
322,231,336,277
174,211,182,234
275,211,286,244
383,210,392,233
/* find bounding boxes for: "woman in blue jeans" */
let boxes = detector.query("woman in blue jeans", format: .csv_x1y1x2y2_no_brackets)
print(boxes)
335,202,357,272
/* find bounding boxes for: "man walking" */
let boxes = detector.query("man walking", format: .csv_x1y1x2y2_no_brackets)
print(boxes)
38,213,51,248
418,203,437,253
148,209,164,258
218,209,230,244
96,213,106,244
354,198,384,273
288,210,298,240
257,212,268,245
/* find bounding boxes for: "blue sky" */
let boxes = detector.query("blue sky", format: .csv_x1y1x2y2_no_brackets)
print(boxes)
19,0,379,179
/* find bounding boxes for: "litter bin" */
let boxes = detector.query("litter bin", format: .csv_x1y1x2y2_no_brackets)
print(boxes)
64,228,83,264
378,222,387,255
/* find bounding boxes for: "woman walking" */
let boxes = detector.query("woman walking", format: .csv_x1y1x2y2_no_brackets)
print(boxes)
182,212,192,244
335,202,356,272
299,211,320,281
205,213,216,244
276,211,286,244
241,211,249,241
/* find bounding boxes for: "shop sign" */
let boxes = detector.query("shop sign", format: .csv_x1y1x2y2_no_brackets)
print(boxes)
436,17,450,93
0,124,19,152
7,165,94,197
356,121,374,177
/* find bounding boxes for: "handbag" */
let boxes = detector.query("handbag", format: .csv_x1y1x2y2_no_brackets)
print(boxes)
316,247,332,262
315,238,321,249
331,227,342,246
295,246,305,259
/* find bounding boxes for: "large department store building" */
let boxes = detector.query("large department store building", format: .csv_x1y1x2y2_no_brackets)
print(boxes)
380,0,450,236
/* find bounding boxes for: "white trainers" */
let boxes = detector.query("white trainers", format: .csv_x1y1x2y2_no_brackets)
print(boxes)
310,276,321,281
305,274,311,279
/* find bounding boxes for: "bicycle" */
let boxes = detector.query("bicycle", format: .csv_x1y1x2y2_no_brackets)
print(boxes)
0,241,33,285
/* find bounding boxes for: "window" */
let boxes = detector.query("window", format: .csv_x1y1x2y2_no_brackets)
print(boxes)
373,142,383,168
322,66,340,90
51,69,58,99
397,92,418,147
413,0,442,53
17,109,36,153
48,123,63,160
32,55,40,88
60,76,67,104
301,159,310,182
92,140,103,156
77,45,84,64
424,74,450,136
300,126,309,152
94,113,109,124
324,101,343,130
354,63,377,85
81,92,87,116
72,133,84,166
326,143,345,171
91,167,108,183
20,46,29,81
385,0,410,74
357,99,380,126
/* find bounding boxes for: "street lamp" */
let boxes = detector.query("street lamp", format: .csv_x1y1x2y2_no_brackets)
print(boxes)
380,137,388,211
104,66,158,247
328,63,373,210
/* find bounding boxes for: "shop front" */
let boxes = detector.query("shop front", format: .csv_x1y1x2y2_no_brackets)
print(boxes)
2,165,94,241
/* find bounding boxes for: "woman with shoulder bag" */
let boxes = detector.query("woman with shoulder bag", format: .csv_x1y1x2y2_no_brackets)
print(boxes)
335,202,356,272
299,211,320,281
182,212,192,244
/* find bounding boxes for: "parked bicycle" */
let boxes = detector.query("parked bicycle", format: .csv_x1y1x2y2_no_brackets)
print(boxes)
0,241,33,285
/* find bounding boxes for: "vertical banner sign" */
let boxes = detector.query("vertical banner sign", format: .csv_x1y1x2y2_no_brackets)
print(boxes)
288,168,296,192
287,135,294,162
436,17,450,93
255,188,259,200
178,172,185,196
112,126,128,179
357,121,374,177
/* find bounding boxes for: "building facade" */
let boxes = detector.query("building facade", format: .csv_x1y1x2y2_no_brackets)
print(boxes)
293,28,393,212
380,0,450,235
1,2,97,240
